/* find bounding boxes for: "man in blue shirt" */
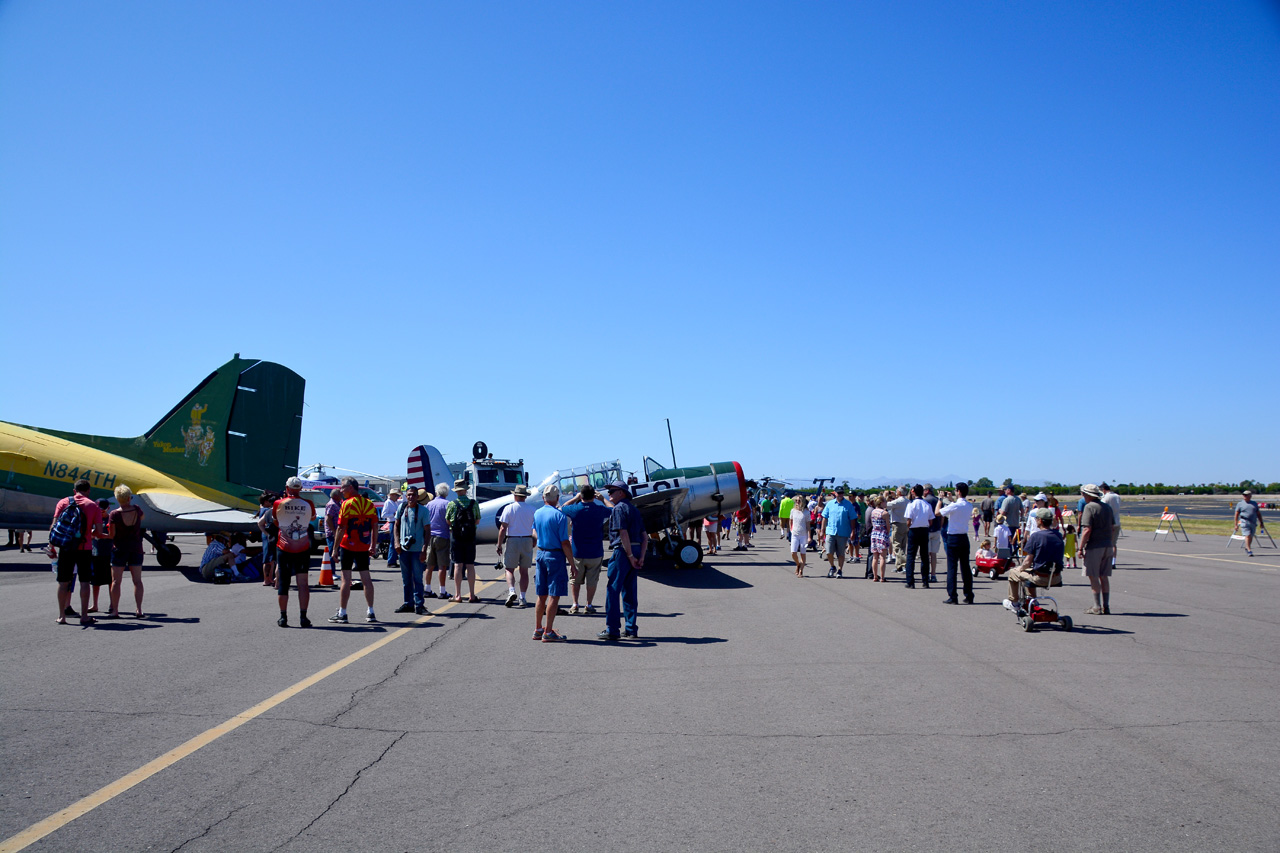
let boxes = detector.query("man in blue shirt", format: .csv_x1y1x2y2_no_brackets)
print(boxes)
560,484,613,615
531,484,575,643
600,480,646,641
820,488,856,579
392,487,432,615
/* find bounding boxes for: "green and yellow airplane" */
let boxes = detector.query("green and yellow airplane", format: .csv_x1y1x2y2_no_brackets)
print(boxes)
0,356,305,566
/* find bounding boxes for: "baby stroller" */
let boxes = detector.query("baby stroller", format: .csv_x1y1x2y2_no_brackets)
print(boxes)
1005,562,1072,633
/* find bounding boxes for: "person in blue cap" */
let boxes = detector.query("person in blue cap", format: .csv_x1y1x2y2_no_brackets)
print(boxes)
599,480,646,641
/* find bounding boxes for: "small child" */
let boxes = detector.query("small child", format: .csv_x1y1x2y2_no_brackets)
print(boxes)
971,507,981,537
1063,523,1078,568
976,538,997,561
994,515,1012,560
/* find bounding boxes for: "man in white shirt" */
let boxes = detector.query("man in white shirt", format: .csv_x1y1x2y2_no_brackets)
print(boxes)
380,490,402,568
1100,483,1122,567
938,482,976,604
903,485,934,589
497,485,537,607
886,487,910,570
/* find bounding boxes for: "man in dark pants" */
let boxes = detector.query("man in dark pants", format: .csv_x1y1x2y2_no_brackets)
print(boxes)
938,481,975,604
903,484,934,589
599,481,646,640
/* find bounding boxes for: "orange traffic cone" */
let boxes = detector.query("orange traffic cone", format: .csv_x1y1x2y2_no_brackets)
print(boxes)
318,546,335,588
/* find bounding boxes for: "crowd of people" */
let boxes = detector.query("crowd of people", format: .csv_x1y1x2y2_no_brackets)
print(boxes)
721,480,1139,616
38,470,1269,632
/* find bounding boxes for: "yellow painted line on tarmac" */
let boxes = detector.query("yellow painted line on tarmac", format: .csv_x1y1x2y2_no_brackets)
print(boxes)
0,580,499,853
1123,548,1278,572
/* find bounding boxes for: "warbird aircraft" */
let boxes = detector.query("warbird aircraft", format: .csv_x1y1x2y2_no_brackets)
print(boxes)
406,445,746,568
0,356,305,567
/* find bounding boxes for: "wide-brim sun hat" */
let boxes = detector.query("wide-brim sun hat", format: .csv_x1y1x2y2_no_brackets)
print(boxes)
607,480,630,494
513,484,530,497
1081,484,1102,499
453,479,468,493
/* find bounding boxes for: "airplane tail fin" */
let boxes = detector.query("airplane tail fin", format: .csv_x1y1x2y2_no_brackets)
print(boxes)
44,357,305,503
407,445,454,494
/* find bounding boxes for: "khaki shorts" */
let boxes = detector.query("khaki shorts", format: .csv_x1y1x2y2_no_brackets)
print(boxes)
574,556,604,587
1084,546,1113,578
1110,527,1121,547
1008,565,1060,588
427,536,451,571
503,536,533,571
928,531,941,553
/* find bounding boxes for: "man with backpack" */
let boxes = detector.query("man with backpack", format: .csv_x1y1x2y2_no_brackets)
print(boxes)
446,479,481,602
48,478,103,626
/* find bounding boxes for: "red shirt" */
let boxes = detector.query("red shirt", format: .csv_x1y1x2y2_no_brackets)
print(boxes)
273,494,316,554
53,494,103,552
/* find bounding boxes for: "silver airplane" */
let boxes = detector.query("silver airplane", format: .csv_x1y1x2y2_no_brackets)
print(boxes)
405,445,747,568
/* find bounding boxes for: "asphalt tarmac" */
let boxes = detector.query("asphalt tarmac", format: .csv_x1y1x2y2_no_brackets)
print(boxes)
1,528,1278,852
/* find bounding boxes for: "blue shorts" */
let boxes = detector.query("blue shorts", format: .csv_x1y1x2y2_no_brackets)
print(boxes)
534,549,569,598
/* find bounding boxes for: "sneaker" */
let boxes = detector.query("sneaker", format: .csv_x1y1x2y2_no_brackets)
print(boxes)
423,590,435,599
894,567,905,573
1002,598,1015,611
328,612,348,624
415,605,429,616
942,597,958,605
1102,606,1111,615
568,605,581,615
930,574,937,584
277,615,288,627
519,597,528,608
963,597,974,605
1084,605,1103,615
394,603,415,613
827,568,835,578
836,570,843,579
585,605,597,614
365,612,378,623
300,616,312,628
542,629,566,643
597,629,620,641
532,628,544,641
623,629,639,638
505,592,518,608
1247,550,1254,557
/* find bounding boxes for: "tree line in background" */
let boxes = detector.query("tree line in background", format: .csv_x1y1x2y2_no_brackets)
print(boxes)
828,478,1279,497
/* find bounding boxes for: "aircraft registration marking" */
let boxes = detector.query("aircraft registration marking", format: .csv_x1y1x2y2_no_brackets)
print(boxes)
631,477,680,496
41,460,117,489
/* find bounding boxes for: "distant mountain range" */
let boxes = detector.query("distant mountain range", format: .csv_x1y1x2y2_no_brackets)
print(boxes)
781,475,1052,489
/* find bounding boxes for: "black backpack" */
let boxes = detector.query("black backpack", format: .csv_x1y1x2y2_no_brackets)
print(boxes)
49,496,85,549
450,499,477,540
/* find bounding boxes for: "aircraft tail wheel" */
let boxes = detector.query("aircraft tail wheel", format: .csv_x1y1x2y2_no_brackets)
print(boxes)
675,539,703,569
156,543,182,568
658,536,679,560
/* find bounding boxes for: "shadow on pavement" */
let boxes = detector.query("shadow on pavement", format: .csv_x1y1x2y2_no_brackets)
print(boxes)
644,566,752,590
564,636,728,647
1116,612,1188,618
1064,625,1135,635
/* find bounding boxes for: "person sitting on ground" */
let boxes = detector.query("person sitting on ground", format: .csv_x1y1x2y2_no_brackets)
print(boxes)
199,534,234,581
1003,508,1063,614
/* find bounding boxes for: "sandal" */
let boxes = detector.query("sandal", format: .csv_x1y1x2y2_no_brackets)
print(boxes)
104,611,120,619
450,595,464,603
467,595,481,603
79,616,97,626
55,617,67,625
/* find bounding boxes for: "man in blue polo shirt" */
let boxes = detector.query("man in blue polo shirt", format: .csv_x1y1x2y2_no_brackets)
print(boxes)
599,480,646,641
531,484,575,643
560,484,613,615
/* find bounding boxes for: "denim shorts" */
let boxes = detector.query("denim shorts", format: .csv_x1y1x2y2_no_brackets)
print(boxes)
534,549,569,597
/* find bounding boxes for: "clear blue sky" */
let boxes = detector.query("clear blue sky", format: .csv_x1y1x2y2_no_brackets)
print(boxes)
2,0,1277,486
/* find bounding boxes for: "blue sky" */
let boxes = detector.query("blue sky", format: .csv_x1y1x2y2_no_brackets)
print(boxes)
2,0,1277,486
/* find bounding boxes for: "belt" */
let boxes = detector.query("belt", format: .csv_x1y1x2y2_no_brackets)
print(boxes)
507,535,532,538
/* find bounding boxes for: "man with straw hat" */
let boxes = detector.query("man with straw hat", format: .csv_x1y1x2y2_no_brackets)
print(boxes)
446,478,481,602
1078,484,1114,615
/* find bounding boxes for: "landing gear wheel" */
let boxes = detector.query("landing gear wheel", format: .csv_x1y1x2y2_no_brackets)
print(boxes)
657,536,680,561
1021,615,1035,632
156,543,182,568
674,539,704,569
1060,615,1073,632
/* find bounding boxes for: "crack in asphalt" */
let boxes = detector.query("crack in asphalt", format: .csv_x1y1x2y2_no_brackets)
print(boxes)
325,608,482,727
1121,634,1280,667
271,731,408,852
168,802,251,853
